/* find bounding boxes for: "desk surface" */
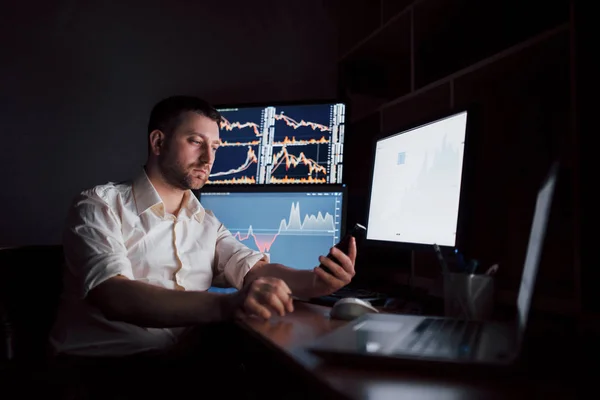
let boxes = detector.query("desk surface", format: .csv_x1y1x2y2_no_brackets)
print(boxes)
237,301,576,400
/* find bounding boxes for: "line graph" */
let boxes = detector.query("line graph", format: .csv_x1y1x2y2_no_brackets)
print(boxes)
274,136,329,146
201,190,344,269
208,103,345,184
210,147,258,177
220,116,261,137
270,146,327,183
231,203,334,252
273,113,331,133
209,107,264,184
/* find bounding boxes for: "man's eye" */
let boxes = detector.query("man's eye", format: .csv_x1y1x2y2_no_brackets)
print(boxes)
191,140,201,145
212,147,219,152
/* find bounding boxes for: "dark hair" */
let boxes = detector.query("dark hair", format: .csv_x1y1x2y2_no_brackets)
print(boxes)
147,95,222,137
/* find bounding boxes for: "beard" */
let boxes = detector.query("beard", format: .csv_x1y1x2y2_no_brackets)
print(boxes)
158,145,207,191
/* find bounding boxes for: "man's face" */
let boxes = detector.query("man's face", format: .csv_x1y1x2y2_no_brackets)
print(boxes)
158,111,221,190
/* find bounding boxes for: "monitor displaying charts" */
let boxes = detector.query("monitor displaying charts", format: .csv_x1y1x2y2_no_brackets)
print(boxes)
209,102,346,185
199,185,347,270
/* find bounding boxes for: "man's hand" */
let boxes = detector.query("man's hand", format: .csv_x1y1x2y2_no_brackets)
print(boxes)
230,276,294,320
312,236,357,297
239,238,358,303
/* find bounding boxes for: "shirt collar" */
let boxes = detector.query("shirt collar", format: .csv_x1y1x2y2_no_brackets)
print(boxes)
132,168,205,221
182,190,205,221
133,168,162,216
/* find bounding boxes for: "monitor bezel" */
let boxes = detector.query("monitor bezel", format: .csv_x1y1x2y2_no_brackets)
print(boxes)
214,98,347,110
363,106,478,252
209,98,348,186
195,183,349,238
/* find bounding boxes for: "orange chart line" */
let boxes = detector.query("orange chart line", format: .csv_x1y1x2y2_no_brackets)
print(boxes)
210,147,258,177
271,146,327,176
273,114,331,132
274,136,329,145
220,116,261,136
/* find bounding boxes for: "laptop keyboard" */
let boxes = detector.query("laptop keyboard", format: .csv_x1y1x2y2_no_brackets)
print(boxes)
394,318,482,359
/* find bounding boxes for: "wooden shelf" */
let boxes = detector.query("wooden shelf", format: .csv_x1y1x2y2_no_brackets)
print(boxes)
337,0,570,111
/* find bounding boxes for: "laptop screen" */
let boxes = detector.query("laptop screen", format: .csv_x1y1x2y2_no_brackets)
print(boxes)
516,163,558,335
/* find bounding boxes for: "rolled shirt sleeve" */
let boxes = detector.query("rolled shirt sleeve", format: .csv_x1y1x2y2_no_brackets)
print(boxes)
213,223,268,290
63,189,135,299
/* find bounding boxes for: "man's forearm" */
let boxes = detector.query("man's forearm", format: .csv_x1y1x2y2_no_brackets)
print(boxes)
87,277,235,328
244,262,318,298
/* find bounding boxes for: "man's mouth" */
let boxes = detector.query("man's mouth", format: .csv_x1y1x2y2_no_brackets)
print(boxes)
193,168,209,176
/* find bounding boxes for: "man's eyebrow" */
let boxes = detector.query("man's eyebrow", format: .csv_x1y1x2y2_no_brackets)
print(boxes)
186,131,221,145
185,130,205,136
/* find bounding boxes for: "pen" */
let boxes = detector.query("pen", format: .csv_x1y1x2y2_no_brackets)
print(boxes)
485,264,499,275
433,244,449,275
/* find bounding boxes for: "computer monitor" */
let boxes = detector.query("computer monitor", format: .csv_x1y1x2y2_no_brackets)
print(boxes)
209,101,346,185
198,185,347,270
366,109,470,249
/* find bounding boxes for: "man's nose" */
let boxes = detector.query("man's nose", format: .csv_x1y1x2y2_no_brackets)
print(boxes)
201,144,216,164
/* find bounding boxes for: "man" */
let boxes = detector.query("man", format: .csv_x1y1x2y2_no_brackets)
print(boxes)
49,95,356,357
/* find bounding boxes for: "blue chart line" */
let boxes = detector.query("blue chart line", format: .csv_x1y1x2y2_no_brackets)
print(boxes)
201,192,343,269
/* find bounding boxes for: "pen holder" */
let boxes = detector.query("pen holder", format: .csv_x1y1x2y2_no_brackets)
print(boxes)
443,273,494,321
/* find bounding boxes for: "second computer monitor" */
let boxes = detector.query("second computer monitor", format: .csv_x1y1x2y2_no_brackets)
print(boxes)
366,110,469,248
199,185,346,270
210,101,346,185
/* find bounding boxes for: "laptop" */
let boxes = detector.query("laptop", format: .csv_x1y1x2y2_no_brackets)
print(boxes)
306,162,559,368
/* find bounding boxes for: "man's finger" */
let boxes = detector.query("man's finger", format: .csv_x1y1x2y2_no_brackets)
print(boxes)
320,253,352,282
314,263,340,286
270,277,292,297
261,290,288,316
347,236,357,265
329,247,355,278
245,296,272,319
272,284,294,313
253,281,289,316
262,277,294,313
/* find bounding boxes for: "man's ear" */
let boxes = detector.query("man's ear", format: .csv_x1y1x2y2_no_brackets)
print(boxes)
149,130,165,155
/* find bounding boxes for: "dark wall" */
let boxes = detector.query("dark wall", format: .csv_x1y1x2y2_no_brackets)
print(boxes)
0,0,338,246
335,0,577,312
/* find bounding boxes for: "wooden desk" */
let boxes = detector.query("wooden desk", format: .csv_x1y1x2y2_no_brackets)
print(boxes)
236,301,577,400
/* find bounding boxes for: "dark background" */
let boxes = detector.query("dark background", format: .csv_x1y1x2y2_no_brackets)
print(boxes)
0,1,589,316
0,0,338,246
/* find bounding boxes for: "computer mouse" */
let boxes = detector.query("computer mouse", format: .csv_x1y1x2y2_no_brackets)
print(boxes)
330,297,379,321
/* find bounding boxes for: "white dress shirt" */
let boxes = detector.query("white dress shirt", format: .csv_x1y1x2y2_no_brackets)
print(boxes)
49,169,266,356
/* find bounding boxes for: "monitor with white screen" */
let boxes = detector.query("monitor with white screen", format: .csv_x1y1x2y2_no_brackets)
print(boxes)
366,110,469,248
199,185,347,271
